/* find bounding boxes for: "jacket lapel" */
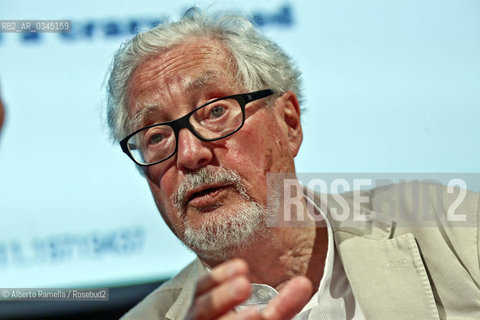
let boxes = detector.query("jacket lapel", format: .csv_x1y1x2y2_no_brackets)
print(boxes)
166,258,208,320
164,191,445,320
329,204,440,320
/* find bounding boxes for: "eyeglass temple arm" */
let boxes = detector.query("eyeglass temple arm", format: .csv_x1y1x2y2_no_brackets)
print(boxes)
245,89,274,103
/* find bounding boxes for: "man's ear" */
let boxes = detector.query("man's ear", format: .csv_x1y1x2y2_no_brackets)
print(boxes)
274,90,303,157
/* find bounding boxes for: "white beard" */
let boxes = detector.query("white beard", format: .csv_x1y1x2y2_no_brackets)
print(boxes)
182,201,267,260
171,167,269,260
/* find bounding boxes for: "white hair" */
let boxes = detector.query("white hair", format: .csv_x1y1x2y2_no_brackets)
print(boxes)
106,7,302,141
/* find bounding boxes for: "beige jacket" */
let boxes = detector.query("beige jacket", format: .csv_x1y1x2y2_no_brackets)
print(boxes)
121,182,480,320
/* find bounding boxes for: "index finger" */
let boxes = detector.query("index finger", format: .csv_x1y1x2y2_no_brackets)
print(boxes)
196,258,249,296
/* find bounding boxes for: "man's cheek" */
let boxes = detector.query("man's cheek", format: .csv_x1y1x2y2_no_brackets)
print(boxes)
146,177,170,213
151,186,182,228
146,165,175,195
224,138,267,170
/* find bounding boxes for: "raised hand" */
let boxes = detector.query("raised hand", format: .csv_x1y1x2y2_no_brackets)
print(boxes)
185,259,312,320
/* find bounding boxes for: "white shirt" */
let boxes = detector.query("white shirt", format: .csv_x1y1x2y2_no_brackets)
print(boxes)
294,194,365,320
238,194,366,319
223,194,366,319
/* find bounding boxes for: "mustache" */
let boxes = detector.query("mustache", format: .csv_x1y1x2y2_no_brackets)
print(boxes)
171,167,249,213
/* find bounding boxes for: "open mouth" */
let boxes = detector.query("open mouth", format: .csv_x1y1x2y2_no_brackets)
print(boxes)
186,185,229,208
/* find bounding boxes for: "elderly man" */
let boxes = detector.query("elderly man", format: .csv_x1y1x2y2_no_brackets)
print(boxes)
106,9,480,320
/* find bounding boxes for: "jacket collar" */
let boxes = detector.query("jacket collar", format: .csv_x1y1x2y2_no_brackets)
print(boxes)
325,194,440,320
165,192,440,320
166,258,208,320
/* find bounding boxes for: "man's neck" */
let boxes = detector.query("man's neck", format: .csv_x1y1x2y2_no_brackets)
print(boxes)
202,218,329,292
244,225,328,292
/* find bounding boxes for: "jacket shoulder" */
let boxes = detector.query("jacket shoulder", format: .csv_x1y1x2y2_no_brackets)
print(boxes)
325,180,479,226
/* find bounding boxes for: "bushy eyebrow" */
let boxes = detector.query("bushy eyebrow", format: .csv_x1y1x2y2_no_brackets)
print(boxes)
130,103,162,131
129,70,220,131
185,70,219,93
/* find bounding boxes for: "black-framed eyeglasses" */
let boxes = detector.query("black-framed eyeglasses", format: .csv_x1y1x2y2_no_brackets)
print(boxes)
120,89,274,167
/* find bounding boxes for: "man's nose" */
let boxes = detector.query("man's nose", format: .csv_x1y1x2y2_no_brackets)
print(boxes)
176,128,213,171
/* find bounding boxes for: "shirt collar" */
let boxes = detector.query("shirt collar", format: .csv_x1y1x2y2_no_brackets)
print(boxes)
299,192,335,312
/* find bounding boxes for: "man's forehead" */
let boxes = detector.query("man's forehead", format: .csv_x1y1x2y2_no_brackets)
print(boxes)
134,69,220,101
131,70,218,116
128,38,231,95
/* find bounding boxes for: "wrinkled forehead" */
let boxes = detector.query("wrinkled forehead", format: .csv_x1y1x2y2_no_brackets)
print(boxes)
126,38,238,117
